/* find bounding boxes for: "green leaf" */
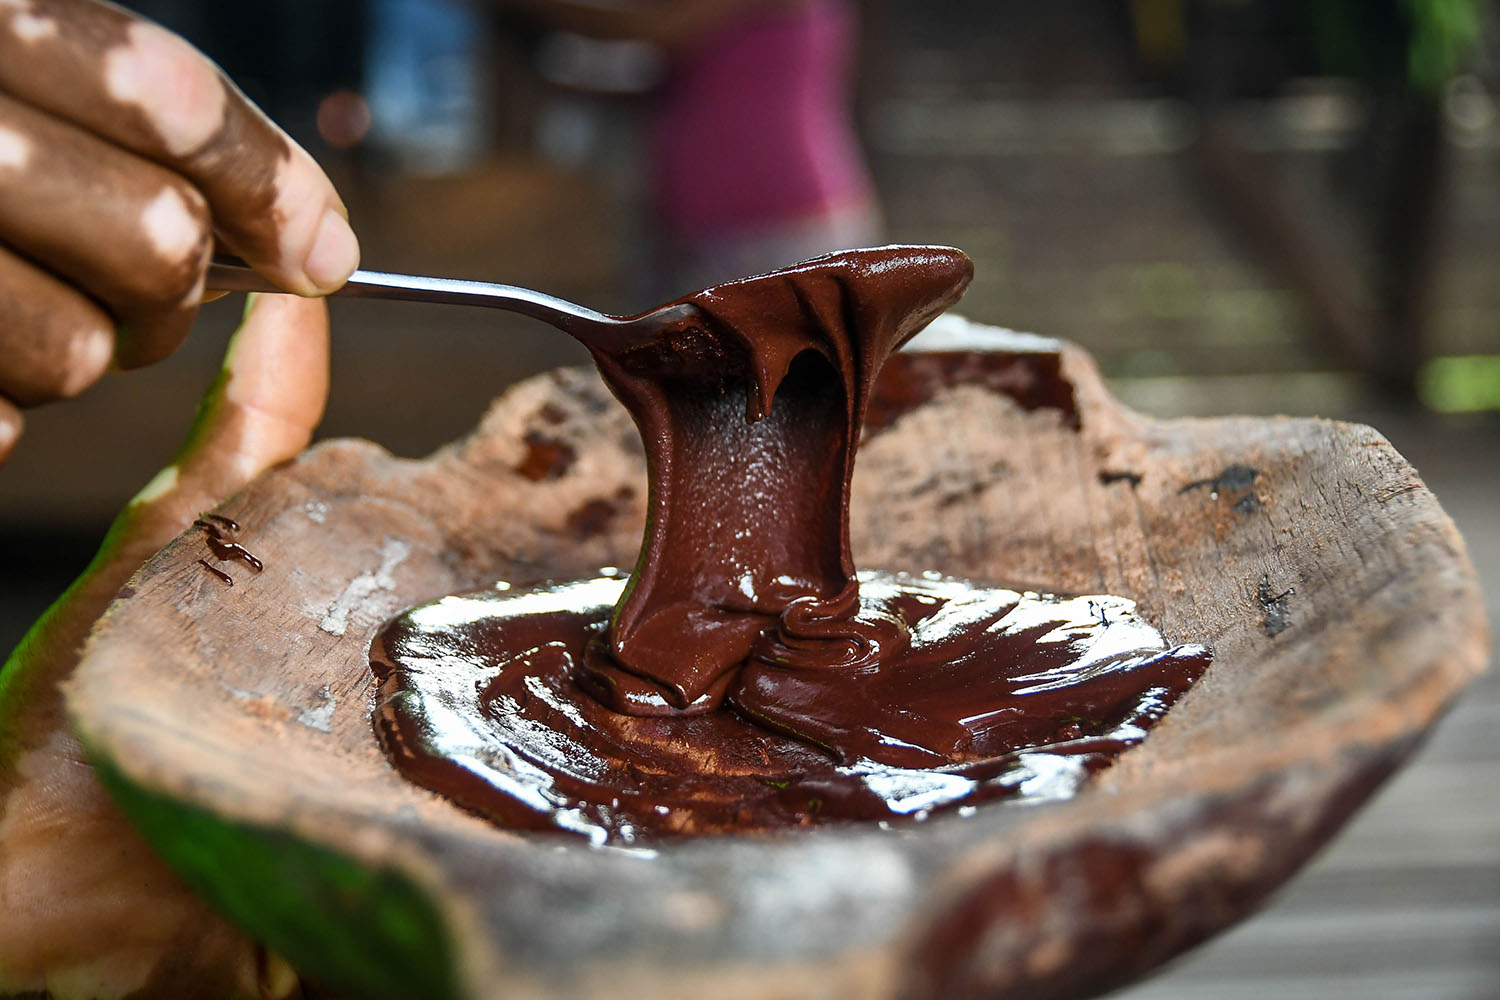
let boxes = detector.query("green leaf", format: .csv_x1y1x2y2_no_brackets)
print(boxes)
92,755,462,1000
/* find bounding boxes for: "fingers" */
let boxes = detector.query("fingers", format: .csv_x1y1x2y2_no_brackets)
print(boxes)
0,725,291,998
0,244,114,406
0,0,355,426
0,240,108,464
0,0,358,296
0,93,210,369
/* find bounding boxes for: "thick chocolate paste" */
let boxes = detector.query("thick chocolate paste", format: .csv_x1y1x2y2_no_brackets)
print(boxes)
371,247,1210,843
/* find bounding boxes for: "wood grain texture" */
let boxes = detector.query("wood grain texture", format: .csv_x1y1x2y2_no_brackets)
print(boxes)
65,318,1488,1000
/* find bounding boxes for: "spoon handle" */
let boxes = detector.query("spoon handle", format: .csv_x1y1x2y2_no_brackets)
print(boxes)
205,257,614,331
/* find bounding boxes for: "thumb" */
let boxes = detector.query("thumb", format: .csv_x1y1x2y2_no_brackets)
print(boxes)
121,291,330,565
0,292,328,736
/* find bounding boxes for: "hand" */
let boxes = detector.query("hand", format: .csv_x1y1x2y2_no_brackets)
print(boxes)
0,0,358,462
0,293,329,999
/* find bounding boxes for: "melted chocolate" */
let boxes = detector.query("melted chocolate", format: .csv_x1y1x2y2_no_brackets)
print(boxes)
196,558,233,587
374,572,1207,842
371,246,1211,842
203,513,240,532
194,516,263,578
203,534,263,572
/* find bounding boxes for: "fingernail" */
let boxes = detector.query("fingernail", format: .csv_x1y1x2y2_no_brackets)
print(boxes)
61,327,116,399
302,208,359,291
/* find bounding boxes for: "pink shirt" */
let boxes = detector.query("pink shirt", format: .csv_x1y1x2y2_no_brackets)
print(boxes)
650,0,874,243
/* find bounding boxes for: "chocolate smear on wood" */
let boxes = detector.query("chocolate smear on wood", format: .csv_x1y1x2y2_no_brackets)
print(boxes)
194,515,263,577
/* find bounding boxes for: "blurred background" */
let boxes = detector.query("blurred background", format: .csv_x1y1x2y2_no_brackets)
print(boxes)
2,2,1496,996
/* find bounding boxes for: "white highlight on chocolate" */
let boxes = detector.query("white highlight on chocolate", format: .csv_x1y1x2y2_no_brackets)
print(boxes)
103,21,226,157
0,121,31,171
140,186,202,264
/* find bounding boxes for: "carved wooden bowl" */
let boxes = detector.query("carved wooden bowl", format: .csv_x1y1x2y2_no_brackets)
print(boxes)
67,317,1488,1000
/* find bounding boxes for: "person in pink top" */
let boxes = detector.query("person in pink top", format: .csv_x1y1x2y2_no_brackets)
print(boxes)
508,0,882,294
648,0,881,291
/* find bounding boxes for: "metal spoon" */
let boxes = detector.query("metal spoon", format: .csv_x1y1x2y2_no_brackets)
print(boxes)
205,257,700,350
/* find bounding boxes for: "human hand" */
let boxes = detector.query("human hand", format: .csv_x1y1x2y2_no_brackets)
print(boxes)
0,293,329,999
0,0,358,462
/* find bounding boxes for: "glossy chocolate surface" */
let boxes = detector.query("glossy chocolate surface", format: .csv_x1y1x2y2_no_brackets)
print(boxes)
371,246,1210,841
373,571,1208,843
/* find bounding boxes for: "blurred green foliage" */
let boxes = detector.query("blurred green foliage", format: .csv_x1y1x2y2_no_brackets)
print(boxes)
1419,354,1500,412
1308,0,1482,95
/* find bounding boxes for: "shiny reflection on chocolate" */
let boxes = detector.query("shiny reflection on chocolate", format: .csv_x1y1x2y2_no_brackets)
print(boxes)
372,570,1208,844
196,558,233,587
